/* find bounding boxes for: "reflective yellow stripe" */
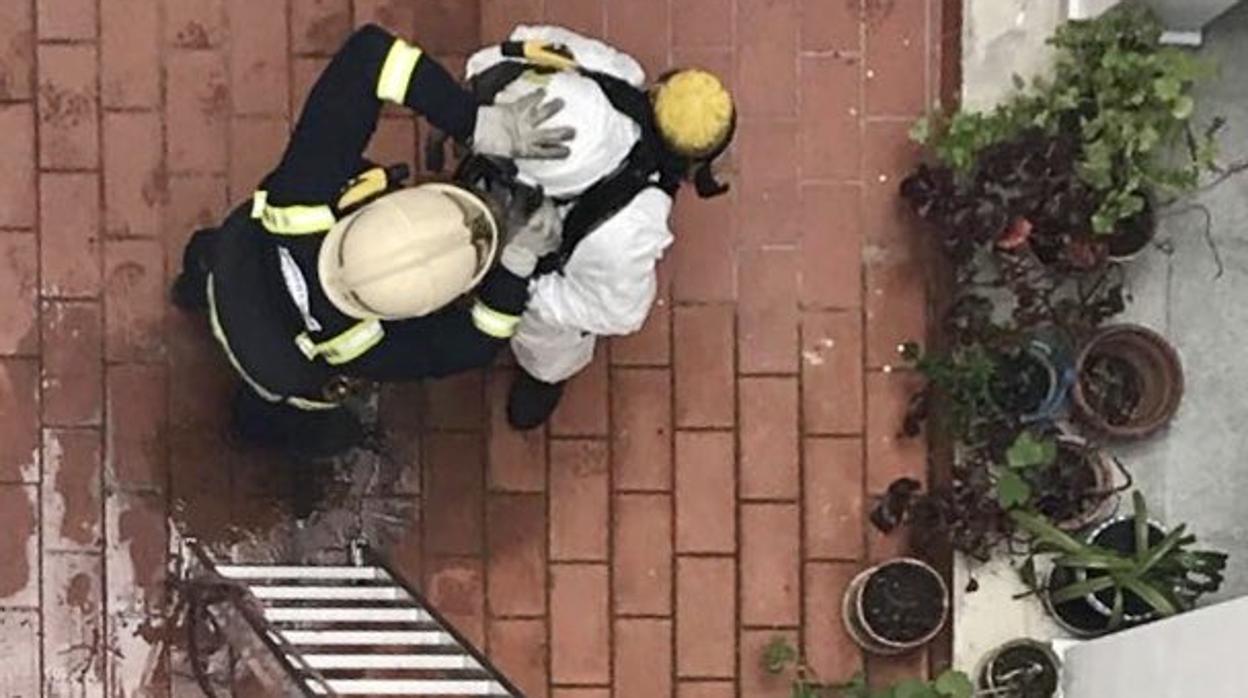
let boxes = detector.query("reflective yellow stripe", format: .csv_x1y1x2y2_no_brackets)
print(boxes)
471,301,520,339
251,190,336,235
522,41,578,71
295,320,385,366
336,167,389,211
206,275,338,411
377,39,424,104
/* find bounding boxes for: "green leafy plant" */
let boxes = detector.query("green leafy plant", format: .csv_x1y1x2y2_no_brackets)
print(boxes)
763,637,976,698
1013,492,1228,630
915,4,1219,236
901,342,999,442
995,431,1058,509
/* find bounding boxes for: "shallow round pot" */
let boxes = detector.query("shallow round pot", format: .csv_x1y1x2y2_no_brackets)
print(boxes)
976,639,1061,698
1072,324,1184,439
841,557,949,655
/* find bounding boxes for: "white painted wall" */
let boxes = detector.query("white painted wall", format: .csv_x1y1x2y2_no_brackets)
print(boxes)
1147,0,1241,31
1062,597,1248,697
961,0,1068,111
1067,0,1124,19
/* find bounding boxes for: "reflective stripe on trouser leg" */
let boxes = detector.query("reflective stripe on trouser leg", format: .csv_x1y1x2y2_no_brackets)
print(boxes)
206,274,339,412
376,39,424,104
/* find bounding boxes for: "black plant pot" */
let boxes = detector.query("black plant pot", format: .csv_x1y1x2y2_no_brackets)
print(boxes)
1105,195,1157,262
1043,516,1166,636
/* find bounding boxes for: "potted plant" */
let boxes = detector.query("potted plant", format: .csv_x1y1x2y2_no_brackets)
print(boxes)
996,429,1124,532
902,131,1106,271
842,558,949,654
1072,324,1184,439
907,5,1218,267
901,331,1070,442
988,336,1071,425
1013,492,1228,636
975,639,1061,698
763,637,975,698
874,425,1124,561
872,469,1010,563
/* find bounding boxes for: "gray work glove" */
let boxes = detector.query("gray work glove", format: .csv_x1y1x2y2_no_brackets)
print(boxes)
500,198,562,277
473,88,576,160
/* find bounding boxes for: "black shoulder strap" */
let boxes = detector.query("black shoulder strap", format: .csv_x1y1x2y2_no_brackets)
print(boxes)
539,141,655,273
462,57,700,273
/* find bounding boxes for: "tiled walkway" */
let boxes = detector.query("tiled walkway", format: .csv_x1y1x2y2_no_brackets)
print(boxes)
0,0,956,695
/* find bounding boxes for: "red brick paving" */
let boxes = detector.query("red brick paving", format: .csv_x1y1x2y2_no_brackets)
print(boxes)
0,0,955,694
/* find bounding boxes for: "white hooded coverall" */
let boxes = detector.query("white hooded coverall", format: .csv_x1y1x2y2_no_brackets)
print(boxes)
466,26,675,384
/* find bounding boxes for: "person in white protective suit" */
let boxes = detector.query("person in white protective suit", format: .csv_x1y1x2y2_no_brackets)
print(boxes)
463,25,736,429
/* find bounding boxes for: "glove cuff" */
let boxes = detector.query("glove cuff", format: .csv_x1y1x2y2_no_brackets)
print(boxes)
500,245,538,278
472,105,509,158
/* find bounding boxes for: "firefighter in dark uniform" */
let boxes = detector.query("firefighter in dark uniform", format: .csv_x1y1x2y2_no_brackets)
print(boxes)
171,24,574,457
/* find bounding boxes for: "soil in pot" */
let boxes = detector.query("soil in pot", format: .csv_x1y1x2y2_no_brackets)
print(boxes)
990,349,1054,416
1029,442,1103,529
861,562,947,643
1079,352,1142,427
1047,565,1110,634
1087,519,1165,617
985,644,1060,698
1074,325,1184,438
1105,197,1156,260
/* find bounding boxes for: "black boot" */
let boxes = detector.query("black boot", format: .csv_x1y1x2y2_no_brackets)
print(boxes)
507,373,565,430
172,228,217,312
171,272,208,311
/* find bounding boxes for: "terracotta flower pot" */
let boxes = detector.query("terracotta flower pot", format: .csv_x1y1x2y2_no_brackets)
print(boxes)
1072,324,1183,439
841,558,949,655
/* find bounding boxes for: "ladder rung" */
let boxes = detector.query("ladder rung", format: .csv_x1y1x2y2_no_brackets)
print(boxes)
296,653,482,670
309,679,510,695
217,565,390,581
265,607,431,623
279,629,454,646
250,586,408,601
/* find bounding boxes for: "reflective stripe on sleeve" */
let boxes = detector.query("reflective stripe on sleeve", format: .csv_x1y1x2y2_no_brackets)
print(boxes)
376,39,424,104
294,319,385,366
471,301,521,339
251,190,337,235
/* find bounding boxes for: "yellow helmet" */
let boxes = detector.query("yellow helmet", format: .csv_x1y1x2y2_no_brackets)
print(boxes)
652,69,735,159
318,183,500,321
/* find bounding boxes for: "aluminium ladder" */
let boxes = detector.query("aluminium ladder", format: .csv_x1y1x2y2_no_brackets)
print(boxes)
180,540,524,697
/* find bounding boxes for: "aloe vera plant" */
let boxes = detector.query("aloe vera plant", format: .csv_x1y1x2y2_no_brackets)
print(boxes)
1012,492,1227,630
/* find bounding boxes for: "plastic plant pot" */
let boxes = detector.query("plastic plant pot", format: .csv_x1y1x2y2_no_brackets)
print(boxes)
841,557,949,655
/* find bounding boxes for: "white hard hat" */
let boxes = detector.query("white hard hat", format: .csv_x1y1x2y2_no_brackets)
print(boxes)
497,71,638,198
317,183,500,320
